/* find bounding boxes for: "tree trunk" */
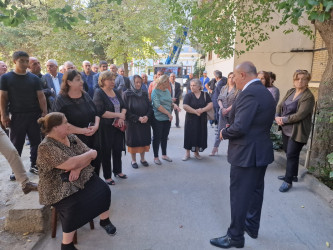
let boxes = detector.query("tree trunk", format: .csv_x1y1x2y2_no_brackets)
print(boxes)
310,10,333,175
124,61,129,77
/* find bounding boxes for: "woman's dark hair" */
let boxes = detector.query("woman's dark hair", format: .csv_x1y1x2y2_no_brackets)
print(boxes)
38,112,65,135
258,71,272,87
60,69,82,95
268,71,276,83
227,72,233,78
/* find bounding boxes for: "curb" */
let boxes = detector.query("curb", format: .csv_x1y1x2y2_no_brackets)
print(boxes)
274,150,333,209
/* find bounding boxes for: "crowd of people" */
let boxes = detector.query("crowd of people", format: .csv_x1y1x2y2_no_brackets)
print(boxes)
0,51,315,249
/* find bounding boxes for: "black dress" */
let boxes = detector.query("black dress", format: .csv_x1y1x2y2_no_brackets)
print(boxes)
183,92,212,152
52,92,101,174
123,91,153,148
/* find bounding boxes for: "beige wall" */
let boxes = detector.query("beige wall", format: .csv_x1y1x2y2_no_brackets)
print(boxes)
234,25,314,101
205,18,315,104
205,54,234,79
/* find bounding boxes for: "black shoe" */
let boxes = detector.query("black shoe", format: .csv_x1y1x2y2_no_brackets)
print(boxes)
244,227,258,239
278,176,298,182
210,235,244,248
131,162,139,169
10,174,16,181
101,222,117,236
29,165,39,175
140,160,149,167
115,173,127,179
61,242,78,250
22,181,38,194
106,180,115,185
279,181,292,192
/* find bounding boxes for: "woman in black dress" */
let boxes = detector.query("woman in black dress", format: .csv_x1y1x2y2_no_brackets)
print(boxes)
37,112,116,250
93,71,127,185
53,70,101,175
182,78,213,160
123,75,153,169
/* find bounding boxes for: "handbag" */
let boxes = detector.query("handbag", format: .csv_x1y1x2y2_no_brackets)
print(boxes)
112,118,127,132
204,92,215,120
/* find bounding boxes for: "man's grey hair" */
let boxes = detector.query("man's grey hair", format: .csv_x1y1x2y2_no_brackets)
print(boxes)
170,73,176,77
82,60,91,65
64,61,74,67
214,70,222,79
46,59,58,66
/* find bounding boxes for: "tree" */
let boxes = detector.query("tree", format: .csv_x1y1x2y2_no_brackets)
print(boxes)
166,0,333,179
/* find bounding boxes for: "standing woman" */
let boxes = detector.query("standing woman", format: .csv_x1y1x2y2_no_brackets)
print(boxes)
123,75,153,169
52,70,101,175
275,70,315,192
151,75,180,165
258,70,280,106
182,79,213,160
210,72,239,156
93,71,127,185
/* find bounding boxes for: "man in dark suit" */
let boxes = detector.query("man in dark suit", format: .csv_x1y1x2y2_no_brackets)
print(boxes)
42,59,63,110
169,73,181,128
210,61,275,249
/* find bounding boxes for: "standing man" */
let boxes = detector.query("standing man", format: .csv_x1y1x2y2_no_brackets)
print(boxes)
0,51,47,175
0,61,7,77
185,73,193,93
210,62,275,249
118,67,130,91
43,59,63,109
64,61,88,92
81,60,96,98
200,70,210,92
91,63,99,73
208,70,227,128
141,73,151,92
28,57,42,78
110,64,125,92
169,73,181,128
93,60,108,89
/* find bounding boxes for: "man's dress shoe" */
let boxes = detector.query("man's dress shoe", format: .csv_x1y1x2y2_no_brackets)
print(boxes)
279,181,292,192
210,235,244,248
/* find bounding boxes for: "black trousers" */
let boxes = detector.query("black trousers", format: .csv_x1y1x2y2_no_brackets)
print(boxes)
10,112,41,166
172,108,179,127
282,134,305,184
152,118,171,158
227,165,267,241
100,125,123,179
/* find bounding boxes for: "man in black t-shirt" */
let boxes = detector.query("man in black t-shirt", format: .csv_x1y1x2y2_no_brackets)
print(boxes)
0,51,47,176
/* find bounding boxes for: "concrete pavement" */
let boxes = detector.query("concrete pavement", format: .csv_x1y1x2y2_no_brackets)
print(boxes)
24,109,332,250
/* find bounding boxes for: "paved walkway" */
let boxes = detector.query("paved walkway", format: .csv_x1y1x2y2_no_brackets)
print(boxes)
34,110,333,250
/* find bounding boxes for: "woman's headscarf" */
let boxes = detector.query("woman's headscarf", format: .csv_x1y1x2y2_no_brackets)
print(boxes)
129,75,143,97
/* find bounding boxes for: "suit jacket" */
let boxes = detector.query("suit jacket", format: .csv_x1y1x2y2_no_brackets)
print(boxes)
170,81,181,105
42,72,63,110
222,80,275,168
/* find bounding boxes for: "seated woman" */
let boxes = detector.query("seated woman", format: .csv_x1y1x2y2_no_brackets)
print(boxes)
123,75,153,169
52,70,101,175
275,70,315,192
37,112,116,250
182,79,213,160
93,71,127,185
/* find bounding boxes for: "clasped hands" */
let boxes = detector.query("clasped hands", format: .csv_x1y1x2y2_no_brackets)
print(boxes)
275,116,284,126
195,108,204,116
138,116,148,123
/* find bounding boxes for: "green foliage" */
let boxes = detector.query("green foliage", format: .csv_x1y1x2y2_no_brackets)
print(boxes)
165,0,333,59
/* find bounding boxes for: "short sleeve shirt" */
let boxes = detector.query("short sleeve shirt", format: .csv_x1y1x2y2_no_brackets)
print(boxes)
0,71,42,113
